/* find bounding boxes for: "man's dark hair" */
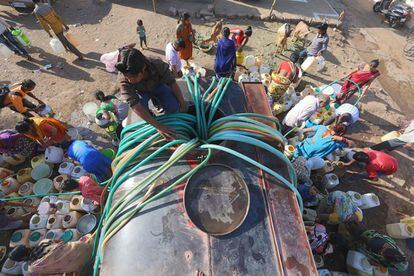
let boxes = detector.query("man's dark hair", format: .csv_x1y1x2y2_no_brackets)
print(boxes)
370,59,380,68
222,27,230,38
245,26,253,37
137,19,143,26
352,151,370,163
15,118,33,134
115,48,148,75
289,52,300,63
317,23,328,32
32,0,40,3
21,79,36,91
338,113,352,124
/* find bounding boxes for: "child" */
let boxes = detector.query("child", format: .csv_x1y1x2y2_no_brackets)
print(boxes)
136,19,147,50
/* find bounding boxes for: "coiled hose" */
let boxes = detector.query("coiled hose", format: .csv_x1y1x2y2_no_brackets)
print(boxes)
92,76,303,275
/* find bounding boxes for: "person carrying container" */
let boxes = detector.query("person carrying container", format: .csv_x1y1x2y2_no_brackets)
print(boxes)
32,0,83,60
298,23,329,64
230,25,252,52
1,80,45,117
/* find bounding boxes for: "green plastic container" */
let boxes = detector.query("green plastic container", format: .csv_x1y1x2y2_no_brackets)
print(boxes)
11,28,30,47
100,148,116,160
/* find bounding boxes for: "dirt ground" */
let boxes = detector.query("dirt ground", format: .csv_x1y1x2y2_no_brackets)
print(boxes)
0,0,413,274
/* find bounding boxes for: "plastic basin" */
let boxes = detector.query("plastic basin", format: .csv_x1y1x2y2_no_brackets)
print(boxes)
31,164,52,181
33,178,54,195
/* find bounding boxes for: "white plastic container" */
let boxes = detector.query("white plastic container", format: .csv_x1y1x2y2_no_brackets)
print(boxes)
346,191,363,207
71,165,88,178
316,56,326,72
47,214,63,229
1,258,22,275
18,182,34,196
248,66,259,73
5,207,25,219
23,197,41,211
360,193,380,210
306,157,325,170
244,55,256,68
30,214,49,230
0,43,13,59
3,154,25,166
323,173,340,189
37,104,53,117
346,250,374,275
301,56,316,72
45,229,64,241
81,197,98,212
238,73,249,83
21,261,29,276
0,177,20,195
259,64,270,74
31,154,46,168
302,208,317,221
9,229,30,248
284,145,295,159
49,38,65,54
44,146,64,164
58,162,75,176
82,102,98,122
29,229,46,248
386,223,414,239
318,269,331,276
60,228,81,242
321,161,334,174
53,174,69,191
70,195,84,211
40,195,59,204
16,168,33,184
62,211,83,229
56,200,71,215
37,202,56,215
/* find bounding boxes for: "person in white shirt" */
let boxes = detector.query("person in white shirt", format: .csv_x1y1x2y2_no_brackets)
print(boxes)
165,39,185,78
283,94,330,129
371,119,414,151
324,103,360,126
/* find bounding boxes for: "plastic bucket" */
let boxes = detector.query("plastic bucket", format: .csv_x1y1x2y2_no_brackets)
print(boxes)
31,164,52,181
33,178,54,195
82,102,98,122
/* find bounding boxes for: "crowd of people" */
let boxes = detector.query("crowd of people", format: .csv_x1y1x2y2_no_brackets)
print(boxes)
1,4,413,275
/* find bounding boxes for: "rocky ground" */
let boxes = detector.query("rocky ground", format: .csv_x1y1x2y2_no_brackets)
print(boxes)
0,0,413,273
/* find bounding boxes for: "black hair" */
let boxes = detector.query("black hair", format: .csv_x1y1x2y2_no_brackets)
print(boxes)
245,26,253,37
289,52,300,63
61,179,79,191
338,113,352,124
222,27,230,38
95,90,115,102
352,151,370,163
383,247,407,263
15,118,33,134
21,79,36,91
332,123,347,136
137,19,143,26
370,59,380,68
115,48,148,75
318,23,328,32
176,38,186,49
178,12,190,23
9,245,31,262
32,0,40,3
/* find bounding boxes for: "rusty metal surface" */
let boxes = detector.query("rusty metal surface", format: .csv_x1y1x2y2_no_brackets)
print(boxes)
184,164,250,236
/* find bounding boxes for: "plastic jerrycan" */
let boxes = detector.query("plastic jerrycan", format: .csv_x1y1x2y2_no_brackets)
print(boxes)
11,28,30,46
49,38,65,54
386,223,414,239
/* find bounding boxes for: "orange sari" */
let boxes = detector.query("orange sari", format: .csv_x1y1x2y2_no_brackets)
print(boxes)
25,117,67,145
176,21,193,60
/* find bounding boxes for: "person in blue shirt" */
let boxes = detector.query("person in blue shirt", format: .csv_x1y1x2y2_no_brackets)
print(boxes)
67,140,112,181
214,27,236,78
294,124,351,159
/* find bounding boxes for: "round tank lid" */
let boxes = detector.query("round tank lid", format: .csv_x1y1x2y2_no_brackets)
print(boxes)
30,231,41,241
11,232,22,242
184,164,250,236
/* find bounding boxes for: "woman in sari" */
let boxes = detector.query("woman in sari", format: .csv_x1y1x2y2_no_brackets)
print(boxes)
294,124,351,159
176,12,195,61
0,129,37,157
316,191,363,224
15,117,69,147
269,52,300,101
336,59,380,104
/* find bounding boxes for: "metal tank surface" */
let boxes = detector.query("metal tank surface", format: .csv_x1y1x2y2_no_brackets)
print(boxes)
101,79,316,276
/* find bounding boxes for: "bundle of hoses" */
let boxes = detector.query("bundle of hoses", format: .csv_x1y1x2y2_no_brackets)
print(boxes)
91,76,303,275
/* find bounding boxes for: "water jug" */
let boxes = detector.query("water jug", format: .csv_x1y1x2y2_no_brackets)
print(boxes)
37,202,56,215
5,207,25,219
0,167,13,179
18,182,34,196
21,261,29,276
238,73,249,83
259,64,270,74
82,102,98,122
44,146,64,164
249,71,260,82
244,55,256,68
30,214,49,230
386,223,414,239
16,168,33,184
41,195,59,204
3,154,25,165
81,197,98,212
62,211,82,228
58,162,75,176
301,56,316,72
49,38,65,54
248,66,259,74
71,165,87,179
60,228,81,242
346,191,363,207
11,28,30,46
321,161,334,174
346,250,374,275
70,195,84,211
318,269,331,276
56,200,71,215
284,145,295,159
45,229,64,241
302,208,317,221
64,32,80,47
37,104,54,117
316,56,326,72
9,229,30,248
47,214,63,229
0,43,13,59
400,217,414,227
31,154,46,168
0,177,20,195
23,197,41,211
306,157,325,170
360,193,380,209
323,173,340,190
53,174,69,191
236,50,245,66
1,258,22,274
29,229,46,248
